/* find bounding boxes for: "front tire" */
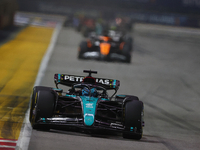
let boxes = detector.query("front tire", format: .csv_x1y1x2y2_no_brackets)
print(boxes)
78,41,88,59
122,43,131,63
30,86,56,130
123,100,144,140
29,86,51,122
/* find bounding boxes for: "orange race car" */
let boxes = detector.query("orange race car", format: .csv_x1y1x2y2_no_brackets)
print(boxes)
78,30,133,63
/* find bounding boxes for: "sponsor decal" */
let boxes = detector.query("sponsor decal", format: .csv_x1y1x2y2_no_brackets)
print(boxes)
64,75,84,82
96,78,110,85
64,75,110,85
86,103,93,108
83,52,100,58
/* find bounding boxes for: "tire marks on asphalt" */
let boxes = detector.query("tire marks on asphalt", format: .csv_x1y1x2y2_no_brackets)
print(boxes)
144,101,200,132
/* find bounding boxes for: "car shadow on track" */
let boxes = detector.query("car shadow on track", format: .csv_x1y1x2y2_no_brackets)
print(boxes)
35,126,160,143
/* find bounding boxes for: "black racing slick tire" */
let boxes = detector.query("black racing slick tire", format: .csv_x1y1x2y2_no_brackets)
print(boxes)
123,100,144,140
30,86,56,130
126,37,133,51
115,95,139,102
29,86,51,122
78,41,88,59
122,43,131,63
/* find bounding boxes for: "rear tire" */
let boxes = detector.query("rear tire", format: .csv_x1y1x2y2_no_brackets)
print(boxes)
30,86,56,130
78,41,88,59
122,44,131,63
125,37,133,51
123,100,144,140
115,95,139,102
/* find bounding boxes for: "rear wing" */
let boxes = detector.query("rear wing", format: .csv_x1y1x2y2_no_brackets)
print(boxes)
54,74,120,90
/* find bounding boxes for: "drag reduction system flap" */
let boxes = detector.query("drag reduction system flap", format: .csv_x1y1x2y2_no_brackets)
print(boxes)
54,73,120,90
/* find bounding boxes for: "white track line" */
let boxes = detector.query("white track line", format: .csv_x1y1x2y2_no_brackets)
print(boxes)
16,23,62,150
0,145,16,149
0,139,17,143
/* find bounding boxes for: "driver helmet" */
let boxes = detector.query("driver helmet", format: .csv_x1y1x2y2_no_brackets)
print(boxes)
82,87,90,96
91,88,98,97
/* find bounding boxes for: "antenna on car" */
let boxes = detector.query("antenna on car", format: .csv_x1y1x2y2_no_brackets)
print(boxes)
83,70,97,77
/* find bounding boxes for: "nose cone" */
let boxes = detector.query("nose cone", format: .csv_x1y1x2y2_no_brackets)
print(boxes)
81,96,99,126
84,114,94,126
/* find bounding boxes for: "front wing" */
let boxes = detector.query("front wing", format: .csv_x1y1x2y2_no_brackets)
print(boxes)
36,117,141,135
80,51,130,62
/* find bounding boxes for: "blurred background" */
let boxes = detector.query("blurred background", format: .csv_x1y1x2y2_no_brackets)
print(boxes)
1,0,200,31
16,0,200,27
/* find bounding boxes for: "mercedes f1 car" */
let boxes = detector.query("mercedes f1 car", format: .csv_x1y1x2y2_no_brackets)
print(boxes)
29,70,144,140
78,30,133,63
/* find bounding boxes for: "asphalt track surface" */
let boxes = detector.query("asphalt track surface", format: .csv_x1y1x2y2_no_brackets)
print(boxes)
28,24,200,150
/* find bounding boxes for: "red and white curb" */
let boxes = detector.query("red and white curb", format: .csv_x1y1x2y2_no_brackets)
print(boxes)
0,138,17,150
